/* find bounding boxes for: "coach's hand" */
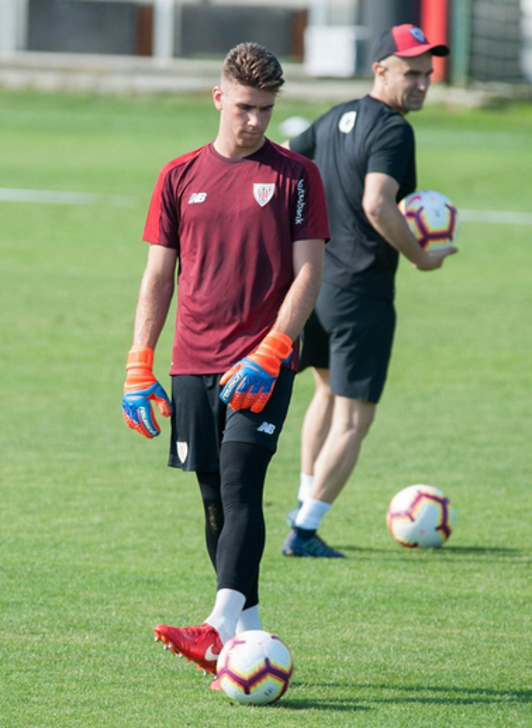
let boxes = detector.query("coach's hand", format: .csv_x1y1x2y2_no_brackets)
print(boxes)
220,331,293,413
416,246,459,271
122,345,172,439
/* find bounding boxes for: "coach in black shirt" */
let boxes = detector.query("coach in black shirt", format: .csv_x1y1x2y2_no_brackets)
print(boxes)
282,24,458,558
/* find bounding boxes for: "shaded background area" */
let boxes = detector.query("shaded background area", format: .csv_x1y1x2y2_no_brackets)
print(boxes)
1,0,531,86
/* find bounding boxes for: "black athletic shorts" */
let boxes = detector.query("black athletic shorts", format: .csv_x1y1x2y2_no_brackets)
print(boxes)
299,280,396,403
168,367,295,472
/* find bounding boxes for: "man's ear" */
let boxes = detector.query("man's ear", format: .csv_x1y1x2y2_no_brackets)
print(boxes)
372,61,386,82
213,85,224,111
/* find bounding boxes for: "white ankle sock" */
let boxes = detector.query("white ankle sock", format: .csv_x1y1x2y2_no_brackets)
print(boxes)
297,472,314,504
236,605,261,634
295,497,331,530
205,588,246,644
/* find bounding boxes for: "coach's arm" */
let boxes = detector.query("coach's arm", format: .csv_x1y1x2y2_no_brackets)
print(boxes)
363,172,457,271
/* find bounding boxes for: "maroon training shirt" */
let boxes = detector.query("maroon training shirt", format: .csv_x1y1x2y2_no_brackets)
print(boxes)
143,139,329,374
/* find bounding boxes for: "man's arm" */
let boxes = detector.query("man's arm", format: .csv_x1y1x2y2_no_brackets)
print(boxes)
132,244,178,348
271,237,324,340
363,172,457,270
122,244,178,438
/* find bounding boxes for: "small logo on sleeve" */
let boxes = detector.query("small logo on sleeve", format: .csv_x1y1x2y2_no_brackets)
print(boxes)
294,179,306,225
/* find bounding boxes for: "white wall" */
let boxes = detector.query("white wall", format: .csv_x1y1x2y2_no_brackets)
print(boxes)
522,0,532,81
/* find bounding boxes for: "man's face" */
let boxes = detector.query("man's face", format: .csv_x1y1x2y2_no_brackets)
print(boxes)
213,80,276,157
375,52,434,114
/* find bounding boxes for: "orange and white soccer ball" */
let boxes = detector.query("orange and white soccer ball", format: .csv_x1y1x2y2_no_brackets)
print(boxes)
387,484,455,548
216,630,293,706
399,190,460,250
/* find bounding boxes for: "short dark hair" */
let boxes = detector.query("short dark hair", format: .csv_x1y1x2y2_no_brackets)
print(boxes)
222,42,285,93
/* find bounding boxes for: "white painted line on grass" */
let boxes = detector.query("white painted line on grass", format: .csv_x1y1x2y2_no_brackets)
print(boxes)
0,188,136,206
460,209,532,225
1,189,531,225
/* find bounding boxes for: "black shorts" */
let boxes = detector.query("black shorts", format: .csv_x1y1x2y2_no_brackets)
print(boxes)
168,368,295,472
299,281,396,403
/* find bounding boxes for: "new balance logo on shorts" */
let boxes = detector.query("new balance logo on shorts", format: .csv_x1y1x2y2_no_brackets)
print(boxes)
257,422,276,435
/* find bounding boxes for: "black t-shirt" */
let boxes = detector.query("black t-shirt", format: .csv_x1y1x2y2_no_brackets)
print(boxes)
290,95,416,299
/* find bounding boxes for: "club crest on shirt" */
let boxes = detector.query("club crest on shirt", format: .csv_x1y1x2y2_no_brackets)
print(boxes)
253,183,275,207
338,111,357,134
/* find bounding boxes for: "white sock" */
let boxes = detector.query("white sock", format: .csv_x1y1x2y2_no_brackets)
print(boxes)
205,588,246,644
297,472,314,504
295,497,332,531
236,605,261,634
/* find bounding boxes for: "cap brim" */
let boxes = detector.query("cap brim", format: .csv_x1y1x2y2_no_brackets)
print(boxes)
397,43,450,58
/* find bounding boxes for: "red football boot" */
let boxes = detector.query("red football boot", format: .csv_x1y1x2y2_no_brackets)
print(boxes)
154,623,223,674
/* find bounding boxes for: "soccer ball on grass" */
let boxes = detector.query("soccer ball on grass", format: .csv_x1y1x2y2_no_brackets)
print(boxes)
216,630,293,706
387,484,455,548
398,189,459,250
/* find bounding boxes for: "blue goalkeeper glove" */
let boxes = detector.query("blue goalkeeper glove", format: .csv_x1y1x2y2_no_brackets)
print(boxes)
122,345,172,439
219,331,293,413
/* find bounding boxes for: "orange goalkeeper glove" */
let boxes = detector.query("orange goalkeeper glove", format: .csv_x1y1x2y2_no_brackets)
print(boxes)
122,345,172,439
219,331,293,413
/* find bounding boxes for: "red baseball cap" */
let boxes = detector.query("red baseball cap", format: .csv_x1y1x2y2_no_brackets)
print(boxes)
372,24,450,63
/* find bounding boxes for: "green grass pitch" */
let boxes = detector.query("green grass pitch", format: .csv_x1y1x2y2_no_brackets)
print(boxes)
1,88,531,727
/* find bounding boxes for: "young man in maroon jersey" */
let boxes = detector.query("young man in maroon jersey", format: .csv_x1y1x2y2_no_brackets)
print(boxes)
121,43,329,680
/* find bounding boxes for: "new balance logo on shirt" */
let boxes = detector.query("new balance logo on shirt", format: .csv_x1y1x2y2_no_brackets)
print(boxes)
257,422,276,435
188,192,207,204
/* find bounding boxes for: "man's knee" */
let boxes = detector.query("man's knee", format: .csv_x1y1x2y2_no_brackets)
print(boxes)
221,442,272,483
357,403,376,437
333,398,376,439
313,367,333,398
